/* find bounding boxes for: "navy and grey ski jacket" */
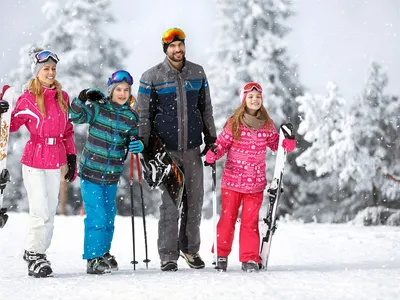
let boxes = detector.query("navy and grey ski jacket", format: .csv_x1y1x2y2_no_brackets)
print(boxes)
136,57,216,151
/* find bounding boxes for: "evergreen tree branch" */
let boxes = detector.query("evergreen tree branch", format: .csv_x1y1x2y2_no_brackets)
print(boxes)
377,168,400,183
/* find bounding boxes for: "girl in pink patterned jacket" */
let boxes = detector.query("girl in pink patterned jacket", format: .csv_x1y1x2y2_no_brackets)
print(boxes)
205,82,296,272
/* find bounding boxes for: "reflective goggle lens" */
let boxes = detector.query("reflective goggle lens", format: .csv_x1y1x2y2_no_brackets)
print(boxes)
162,28,186,44
35,50,59,63
243,82,263,93
107,70,133,86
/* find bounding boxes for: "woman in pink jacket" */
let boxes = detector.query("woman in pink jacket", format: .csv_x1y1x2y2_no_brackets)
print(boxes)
205,82,296,273
10,47,77,278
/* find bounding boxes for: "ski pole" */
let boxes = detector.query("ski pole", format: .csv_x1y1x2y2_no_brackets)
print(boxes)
130,153,138,270
80,204,85,216
212,161,218,267
206,144,219,269
136,154,150,269
0,169,10,228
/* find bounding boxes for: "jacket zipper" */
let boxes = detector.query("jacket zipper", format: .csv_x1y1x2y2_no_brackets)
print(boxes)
101,106,121,185
177,74,185,151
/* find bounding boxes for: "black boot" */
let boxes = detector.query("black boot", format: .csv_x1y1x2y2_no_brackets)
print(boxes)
25,251,53,278
180,251,205,269
160,260,178,271
216,256,228,272
103,252,118,271
241,260,259,273
87,257,111,275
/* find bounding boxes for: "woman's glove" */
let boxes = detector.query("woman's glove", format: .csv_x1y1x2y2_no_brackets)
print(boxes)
129,140,144,154
282,138,296,152
65,154,77,182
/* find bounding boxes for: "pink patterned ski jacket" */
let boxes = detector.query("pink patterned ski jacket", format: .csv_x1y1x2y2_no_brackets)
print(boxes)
214,121,280,194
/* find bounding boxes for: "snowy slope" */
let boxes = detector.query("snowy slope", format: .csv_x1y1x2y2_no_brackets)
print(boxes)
0,213,399,300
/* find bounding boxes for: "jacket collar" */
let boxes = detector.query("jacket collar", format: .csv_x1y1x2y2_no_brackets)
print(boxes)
28,86,57,97
163,57,187,75
108,97,130,110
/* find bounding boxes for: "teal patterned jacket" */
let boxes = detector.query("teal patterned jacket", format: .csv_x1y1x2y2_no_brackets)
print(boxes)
69,97,138,185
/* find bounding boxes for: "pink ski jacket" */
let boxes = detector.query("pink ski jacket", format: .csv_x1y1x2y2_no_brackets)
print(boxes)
214,121,280,194
10,87,76,169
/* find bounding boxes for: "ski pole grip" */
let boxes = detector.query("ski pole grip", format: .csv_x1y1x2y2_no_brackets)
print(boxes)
130,135,144,143
281,123,294,139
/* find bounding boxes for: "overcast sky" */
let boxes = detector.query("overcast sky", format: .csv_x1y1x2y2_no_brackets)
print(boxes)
1,0,399,100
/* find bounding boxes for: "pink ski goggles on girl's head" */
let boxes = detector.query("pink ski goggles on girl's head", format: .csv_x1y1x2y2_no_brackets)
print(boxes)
34,50,60,64
243,82,263,93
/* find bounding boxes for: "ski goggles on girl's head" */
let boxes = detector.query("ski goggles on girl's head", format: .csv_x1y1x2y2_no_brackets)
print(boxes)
243,82,263,93
34,50,60,64
161,28,186,44
107,70,133,86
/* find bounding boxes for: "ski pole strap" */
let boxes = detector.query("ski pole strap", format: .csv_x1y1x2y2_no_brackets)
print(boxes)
211,143,217,154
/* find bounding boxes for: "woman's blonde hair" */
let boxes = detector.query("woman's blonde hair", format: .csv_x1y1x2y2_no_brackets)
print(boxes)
226,101,272,141
27,77,68,116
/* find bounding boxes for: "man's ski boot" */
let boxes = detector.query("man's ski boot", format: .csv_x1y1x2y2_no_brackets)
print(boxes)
103,252,118,270
25,251,53,278
241,260,259,273
160,260,178,271
87,257,111,275
216,256,228,272
180,251,205,269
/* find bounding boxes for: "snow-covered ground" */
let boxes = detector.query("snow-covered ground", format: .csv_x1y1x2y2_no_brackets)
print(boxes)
0,213,399,300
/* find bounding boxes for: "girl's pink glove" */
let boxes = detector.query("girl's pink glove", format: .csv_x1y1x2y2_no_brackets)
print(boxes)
205,149,217,164
282,138,296,152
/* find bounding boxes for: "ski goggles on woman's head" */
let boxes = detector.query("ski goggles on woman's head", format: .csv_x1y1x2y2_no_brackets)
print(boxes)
161,28,186,44
34,50,60,64
243,82,263,93
107,70,133,86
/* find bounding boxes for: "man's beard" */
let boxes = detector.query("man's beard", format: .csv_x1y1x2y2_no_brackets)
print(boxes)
168,51,185,62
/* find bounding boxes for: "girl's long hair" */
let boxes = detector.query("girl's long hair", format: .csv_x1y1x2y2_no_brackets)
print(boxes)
27,77,68,116
226,101,273,141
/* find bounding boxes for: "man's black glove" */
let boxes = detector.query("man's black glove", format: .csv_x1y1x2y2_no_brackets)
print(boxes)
65,154,77,182
0,100,9,114
201,136,217,156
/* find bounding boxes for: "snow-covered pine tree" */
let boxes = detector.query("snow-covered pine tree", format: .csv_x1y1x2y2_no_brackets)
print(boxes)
295,82,360,221
7,0,132,215
205,0,304,218
295,62,400,222
349,62,400,208
208,0,301,126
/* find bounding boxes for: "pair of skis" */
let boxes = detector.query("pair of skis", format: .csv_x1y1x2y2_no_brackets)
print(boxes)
259,123,293,270
0,85,12,229
211,123,293,271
